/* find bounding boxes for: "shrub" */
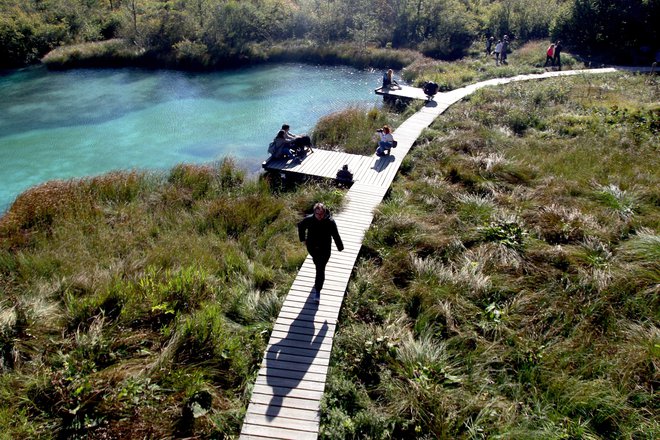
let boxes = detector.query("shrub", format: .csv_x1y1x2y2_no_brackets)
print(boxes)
312,107,391,155
173,304,261,388
479,218,528,250
0,180,90,242
168,164,214,200
87,171,148,203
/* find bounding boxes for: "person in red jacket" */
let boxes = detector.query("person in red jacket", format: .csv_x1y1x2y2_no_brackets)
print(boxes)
298,203,344,301
545,43,555,67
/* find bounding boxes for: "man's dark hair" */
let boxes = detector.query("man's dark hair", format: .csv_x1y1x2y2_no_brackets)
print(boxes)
282,124,290,130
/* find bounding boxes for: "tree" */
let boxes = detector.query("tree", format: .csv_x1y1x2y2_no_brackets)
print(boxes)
553,0,660,62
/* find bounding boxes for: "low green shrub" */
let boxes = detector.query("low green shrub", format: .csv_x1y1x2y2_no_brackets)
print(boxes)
312,107,392,155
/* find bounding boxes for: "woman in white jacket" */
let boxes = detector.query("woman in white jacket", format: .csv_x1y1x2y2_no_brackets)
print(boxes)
375,125,394,156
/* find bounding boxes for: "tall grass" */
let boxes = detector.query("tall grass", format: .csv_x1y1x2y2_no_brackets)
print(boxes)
0,157,346,438
403,40,581,90
323,71,659,438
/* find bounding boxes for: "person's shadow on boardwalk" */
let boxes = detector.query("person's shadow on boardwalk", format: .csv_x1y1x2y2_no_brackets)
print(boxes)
372,154,395,172
265,289,328,420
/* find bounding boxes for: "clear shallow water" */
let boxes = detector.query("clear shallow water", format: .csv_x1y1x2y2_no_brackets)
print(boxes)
0,64,383,211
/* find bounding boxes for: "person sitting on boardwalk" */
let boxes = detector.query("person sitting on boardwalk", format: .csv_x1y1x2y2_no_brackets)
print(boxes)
270,130,293,159
336,164,353,184
382,69,400,89
298,202,344,302
282,123,312,156
375,125,394,156
544,43,555,67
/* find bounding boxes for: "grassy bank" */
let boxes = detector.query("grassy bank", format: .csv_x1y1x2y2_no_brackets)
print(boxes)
2,52,658,439
42,39,423,72
321,72,659,438
0,160,346,438
403,40,583,90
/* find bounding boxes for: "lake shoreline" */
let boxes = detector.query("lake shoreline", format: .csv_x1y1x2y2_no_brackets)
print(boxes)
0,64,385,212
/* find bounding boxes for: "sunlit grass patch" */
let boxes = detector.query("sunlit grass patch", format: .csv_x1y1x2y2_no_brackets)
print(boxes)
404,40,579,91
42,39,143,68
620,228,660,266
528,203,596,244
312,106,395,155
593,183,639,220
455,192,495,225
320,67,658,439
171,303,264,388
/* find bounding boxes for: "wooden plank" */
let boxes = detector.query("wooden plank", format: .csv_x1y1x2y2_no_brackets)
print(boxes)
271,316,335,338
262,350,330,367
259,357,330,376
271,320,335,336
278,303,339,320
241,424,318,440
256,370,328,388
245,397,320,420
275,310,336,325
246,402,320,422
255,375,326,392
244,411,320,432
263,339,331,360
266,331,334,351
374,85,429,100
252,383,324,400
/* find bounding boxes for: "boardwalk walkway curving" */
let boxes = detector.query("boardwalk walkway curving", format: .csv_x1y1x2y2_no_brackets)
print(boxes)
239,66,644,439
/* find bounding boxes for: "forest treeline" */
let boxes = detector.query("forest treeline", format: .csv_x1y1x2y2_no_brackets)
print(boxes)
1,0,658,69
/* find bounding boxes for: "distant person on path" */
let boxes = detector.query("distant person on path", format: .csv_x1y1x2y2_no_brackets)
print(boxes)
500,35,509,64
298,203,344,301
375,125,394,156
486,36,494,55
382,69,400,89
544,43,555,67
553,40,562,70
494,40,503,65
282,123,312,156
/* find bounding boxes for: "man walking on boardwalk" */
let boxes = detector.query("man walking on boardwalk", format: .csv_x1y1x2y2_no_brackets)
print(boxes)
298,202,344,302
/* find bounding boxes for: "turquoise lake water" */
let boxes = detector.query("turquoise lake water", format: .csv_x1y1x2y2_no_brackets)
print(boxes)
0,64,384,212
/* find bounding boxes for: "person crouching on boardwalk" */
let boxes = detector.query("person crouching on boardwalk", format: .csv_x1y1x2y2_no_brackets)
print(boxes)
375,125,394,156
298,203,344,302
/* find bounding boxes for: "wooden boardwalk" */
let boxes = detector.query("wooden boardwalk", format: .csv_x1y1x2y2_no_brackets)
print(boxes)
239,66,637,439
374,84,429,100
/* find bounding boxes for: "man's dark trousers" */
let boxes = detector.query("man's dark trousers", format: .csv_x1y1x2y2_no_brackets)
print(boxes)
312,252,330,291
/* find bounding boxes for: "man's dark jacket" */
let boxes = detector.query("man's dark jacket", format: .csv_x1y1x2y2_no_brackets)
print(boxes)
298,210,344,256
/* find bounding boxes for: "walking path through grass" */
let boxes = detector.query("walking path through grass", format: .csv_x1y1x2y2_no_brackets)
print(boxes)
239,66,649,440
